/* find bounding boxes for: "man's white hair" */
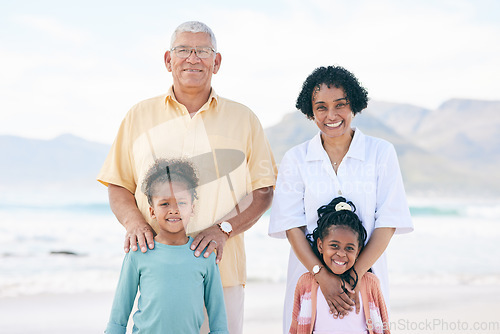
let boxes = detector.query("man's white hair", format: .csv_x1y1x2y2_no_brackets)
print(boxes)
170,21,217,51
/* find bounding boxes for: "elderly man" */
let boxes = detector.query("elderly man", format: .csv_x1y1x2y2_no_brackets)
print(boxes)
98,21,276,333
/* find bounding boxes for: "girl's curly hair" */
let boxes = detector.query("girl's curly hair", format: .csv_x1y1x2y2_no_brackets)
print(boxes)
296,65,369,120
141,158,199,206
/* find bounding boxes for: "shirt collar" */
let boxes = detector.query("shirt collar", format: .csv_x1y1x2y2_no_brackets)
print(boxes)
305,127,366,162
164,86,219,111
348,127,366,161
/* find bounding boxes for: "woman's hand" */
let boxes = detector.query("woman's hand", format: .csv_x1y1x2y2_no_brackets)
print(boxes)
343,280,362,315
315,269,355,318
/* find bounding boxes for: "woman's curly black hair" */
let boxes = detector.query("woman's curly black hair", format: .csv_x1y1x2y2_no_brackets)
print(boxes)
307,196,367,290
296,65,369,120
141,158,199,206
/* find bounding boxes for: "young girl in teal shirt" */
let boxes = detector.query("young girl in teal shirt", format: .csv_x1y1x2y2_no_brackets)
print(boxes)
105,158,228,334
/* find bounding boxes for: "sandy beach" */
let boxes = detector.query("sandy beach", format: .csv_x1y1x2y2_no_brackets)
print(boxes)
1,281,499,334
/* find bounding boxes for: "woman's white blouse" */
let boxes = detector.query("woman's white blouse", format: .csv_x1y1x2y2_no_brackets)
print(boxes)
268,128,413,333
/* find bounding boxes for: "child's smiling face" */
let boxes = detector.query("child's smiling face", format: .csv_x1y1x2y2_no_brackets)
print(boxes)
317,226,360,275
149,181,194,236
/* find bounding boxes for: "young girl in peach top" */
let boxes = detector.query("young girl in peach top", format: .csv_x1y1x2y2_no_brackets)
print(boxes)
289,197,390,334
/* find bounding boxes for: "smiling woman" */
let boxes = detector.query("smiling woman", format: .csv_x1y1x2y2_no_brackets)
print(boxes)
268,65,413,333
297,66,368,119
310,86,354,151
296,66,369,171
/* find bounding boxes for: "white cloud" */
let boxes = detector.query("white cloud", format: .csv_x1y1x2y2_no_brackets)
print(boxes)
1,1,499,143
204,1,500,126
13,14,91,45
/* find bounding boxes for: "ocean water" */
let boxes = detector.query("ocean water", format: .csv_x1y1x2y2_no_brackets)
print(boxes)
1,200,499,297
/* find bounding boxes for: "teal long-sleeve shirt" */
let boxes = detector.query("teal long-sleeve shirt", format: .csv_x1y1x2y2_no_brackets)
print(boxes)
105,237,228,334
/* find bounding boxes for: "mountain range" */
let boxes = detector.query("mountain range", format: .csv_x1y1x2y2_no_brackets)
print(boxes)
266,98,500,197
1,98,498,205
0,134,110,205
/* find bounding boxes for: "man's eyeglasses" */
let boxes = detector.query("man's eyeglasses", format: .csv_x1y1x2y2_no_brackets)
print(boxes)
171,46,215,59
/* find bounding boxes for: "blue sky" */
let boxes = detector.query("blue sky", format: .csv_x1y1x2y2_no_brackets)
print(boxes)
1,0,499,143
